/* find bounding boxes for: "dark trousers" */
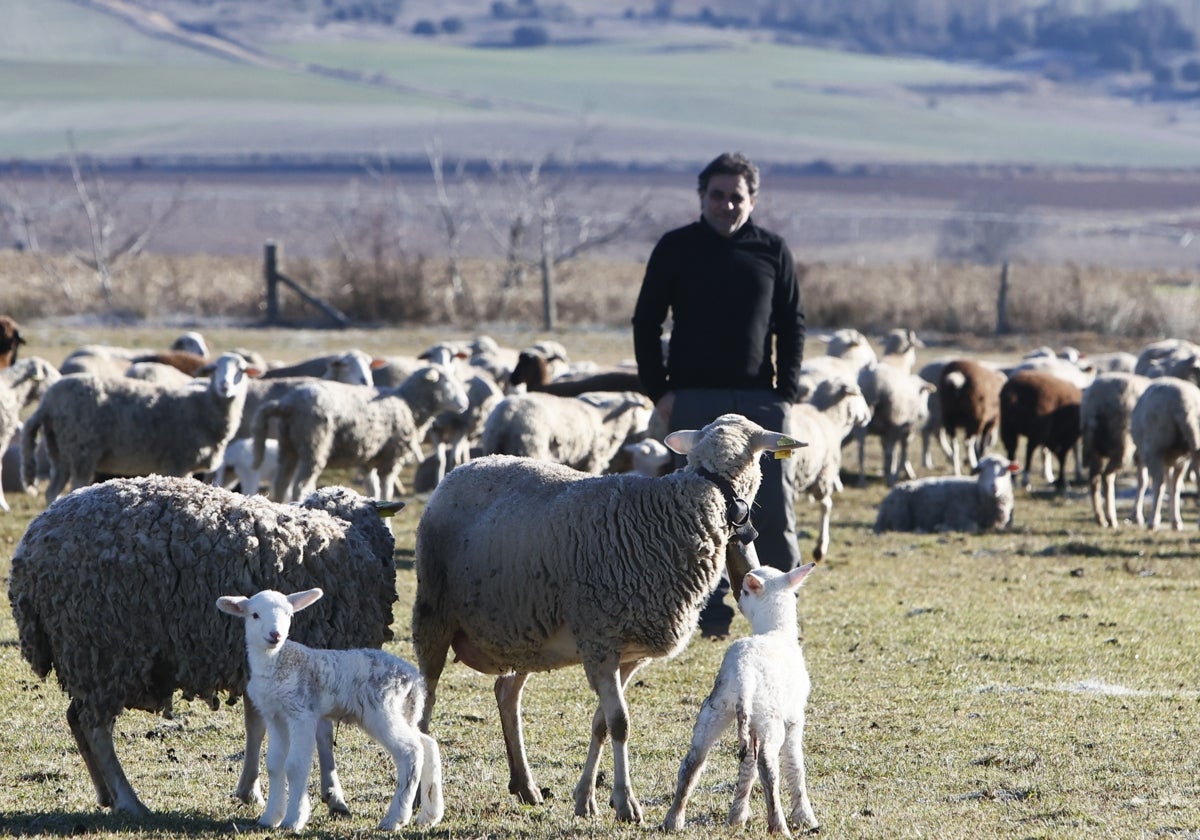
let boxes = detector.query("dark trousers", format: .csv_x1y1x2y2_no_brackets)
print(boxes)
669,389,802,587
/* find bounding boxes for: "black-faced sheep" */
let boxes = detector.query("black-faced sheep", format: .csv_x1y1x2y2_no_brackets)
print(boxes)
999,369,1083,493
8,477,402,818
508,350,645,396
412,413,806,823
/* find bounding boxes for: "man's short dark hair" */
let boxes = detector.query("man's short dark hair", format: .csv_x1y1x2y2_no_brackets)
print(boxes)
697,152,760,197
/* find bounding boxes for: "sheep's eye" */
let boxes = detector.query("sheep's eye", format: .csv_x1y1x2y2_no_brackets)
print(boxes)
251,612,259,619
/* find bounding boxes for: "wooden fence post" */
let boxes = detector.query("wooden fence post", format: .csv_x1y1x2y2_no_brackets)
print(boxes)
995,261,1010,336
264,241,280,326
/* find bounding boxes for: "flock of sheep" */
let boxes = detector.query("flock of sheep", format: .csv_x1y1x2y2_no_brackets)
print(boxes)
2,314,1199,834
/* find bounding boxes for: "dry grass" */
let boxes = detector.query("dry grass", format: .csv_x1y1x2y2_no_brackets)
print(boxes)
2,326,1200,839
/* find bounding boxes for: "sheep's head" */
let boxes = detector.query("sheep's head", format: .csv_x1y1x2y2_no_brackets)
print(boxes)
217,588,323,653
738,563,816,635
666,413,805,501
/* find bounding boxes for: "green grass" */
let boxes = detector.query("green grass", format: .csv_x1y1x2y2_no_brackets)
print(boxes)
3,326,1200,838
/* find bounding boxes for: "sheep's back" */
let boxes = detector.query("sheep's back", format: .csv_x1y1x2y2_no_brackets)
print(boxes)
874,476,981,532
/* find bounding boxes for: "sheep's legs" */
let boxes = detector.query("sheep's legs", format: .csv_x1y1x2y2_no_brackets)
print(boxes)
415,733,445,826
66,700,149,816
238,701,347,816
662,690,737,831
494,672,543,805
260,720,291,827
813,495,832,562
280,720,316,830
576,659,644,823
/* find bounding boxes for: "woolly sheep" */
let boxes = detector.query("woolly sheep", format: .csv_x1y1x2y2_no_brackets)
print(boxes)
22,352,257,504
481,390,653,474
621,437,674,476
874,454,1020,533
7,476,403,817
235,349,376,441
854,364,934,486
170,330,209,357
0,357,61,509
253,363,470,502
218,588,443,831
878,328,923,372
1130,377,1200,530
937,359,1008,476
917,359,953,470
999,369,1083,493
1080,372,1151,528
412,413,806,822
1135,338,1200,380
791,379,872,559
822,328,877,367
424,371,504,488
663,563,819,836
0,315,25,368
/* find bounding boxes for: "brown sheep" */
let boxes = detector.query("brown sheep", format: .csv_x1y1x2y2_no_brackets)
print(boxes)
999,369,1083,493
0,316,25,369
508,351,645,397
937,359,1008,476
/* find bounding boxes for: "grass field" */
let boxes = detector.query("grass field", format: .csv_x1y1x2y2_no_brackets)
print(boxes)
2,327,1200,839
7,0,1200,167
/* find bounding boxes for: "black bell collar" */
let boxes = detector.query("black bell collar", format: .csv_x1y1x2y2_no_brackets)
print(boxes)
697,468,758,545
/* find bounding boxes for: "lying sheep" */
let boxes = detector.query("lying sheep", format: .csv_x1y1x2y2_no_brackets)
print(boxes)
1130,377,1200,530
218,588,443,832
413,413,806,823
481,390,653,474
663,563,819,836
874,454,1020,533
1080,372,1151,528
7,476,402,817
22,352,257,504
254,364,469,502
0,357,61,510
792,379,872,559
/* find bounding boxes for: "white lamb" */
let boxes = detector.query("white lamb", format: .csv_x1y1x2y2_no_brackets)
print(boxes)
664,563,819,836
217,588,443,832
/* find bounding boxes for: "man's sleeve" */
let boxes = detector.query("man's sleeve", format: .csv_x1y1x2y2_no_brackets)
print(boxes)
773,243,806,403
631,238,673,403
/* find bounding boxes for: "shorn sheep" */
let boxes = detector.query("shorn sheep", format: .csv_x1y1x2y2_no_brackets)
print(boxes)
22,351,258,503
7,476,402,817
1080,372,1151,528
663,563,819,836
253,364,469,502
874,454,1020,533
218,589,443,832
1130,377,1200,530
413,413,806,822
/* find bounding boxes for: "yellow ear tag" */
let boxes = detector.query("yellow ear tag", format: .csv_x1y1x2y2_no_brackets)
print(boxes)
774,449,793,460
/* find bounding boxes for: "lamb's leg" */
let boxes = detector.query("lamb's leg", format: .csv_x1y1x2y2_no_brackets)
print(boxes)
577,658,643,823
781,720,818,831
280,720,316,831
663,693,736,831
66,700,150,816
316,719,349,816
368,717,421,830
260,720,291,827
235,697,266,807
729,710,757,827
415,733,445,826
750,722,790,836
495,672,543,805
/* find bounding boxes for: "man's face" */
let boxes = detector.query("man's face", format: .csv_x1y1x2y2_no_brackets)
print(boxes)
700,173,755,237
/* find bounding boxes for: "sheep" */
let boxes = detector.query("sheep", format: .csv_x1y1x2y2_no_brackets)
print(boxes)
0,315,25,368
259,349,383,381
1080,372,1151,528
212,437,278,494
0,357,61,509
663,563,819,836
878,328,923,372
124,359,196,386
874,454,1020,533
937,359,1008,476
253,363,470,502
235,348,376,441
620,437,674,477
425,371,504,488
170,330,209,357
1135,338,1200,379
60,335,211,378
21,352,257,504
412,413,806,822
7,476,403,817
508,350,645,396
822,328,877,367
999,369,1083,493
480,390,653,474
1130,378,1200,530
854,364,934,486
217,588,443,831
791,378,872,559
917,359,953,470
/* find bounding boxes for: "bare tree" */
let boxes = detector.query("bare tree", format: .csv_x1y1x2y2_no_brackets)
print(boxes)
427,139,474,320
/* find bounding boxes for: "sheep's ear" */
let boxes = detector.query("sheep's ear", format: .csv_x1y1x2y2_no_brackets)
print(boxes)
216,595,248,617
664,429,700,454
785,562,817,590
374,500,406,518
289,588,324,612
370,357,390,370
756,430,807,458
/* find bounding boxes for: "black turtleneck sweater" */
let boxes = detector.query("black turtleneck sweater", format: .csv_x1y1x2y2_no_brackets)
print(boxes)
631,216,805,404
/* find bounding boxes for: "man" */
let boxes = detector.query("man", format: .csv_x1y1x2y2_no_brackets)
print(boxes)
631,151,805,637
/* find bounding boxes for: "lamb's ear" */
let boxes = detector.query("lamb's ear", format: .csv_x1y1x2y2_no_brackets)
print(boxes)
785,562,816,591
216,595,248,617
664,429,701,454
288,588,324,612
370,357,390,370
